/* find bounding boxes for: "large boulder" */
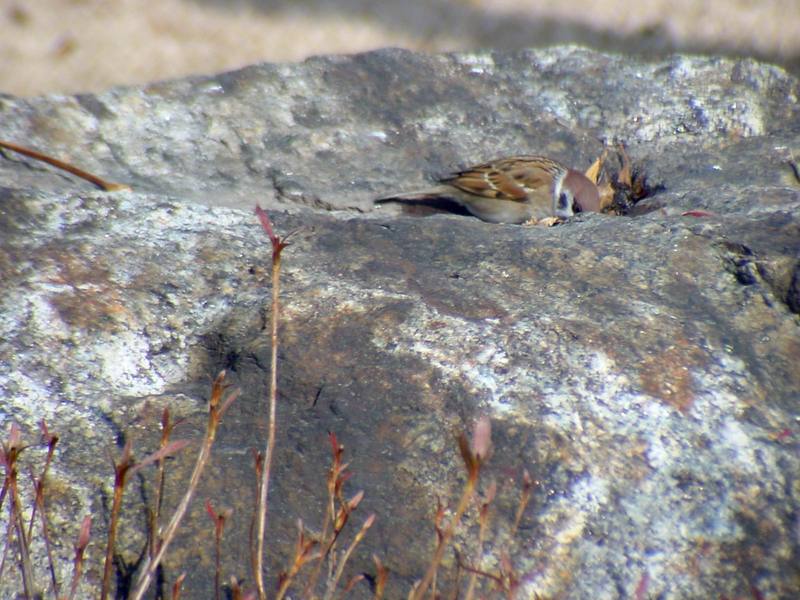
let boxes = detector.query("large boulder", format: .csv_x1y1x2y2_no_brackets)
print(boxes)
1,47,798,598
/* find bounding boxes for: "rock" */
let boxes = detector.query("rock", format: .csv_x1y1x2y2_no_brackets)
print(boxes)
0,47,798,599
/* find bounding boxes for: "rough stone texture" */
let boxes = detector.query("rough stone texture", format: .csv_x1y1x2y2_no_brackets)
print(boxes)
0,47,799,599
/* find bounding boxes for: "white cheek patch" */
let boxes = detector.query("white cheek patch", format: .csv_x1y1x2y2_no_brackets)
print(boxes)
557,191,571,211
554,184,575,218
552,170,574,218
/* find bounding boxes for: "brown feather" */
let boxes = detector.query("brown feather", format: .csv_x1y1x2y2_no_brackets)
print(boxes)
440,155,563,203
375,155,597,224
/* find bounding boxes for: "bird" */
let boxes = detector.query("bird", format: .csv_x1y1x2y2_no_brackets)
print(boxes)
375,155,601,224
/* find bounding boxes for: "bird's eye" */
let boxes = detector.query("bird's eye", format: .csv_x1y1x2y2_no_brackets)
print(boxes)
558,192,570,210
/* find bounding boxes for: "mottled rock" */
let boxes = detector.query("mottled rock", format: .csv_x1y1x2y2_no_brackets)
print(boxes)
1,47,799,599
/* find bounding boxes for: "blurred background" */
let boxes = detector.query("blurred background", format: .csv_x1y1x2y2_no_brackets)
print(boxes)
2,0,799,97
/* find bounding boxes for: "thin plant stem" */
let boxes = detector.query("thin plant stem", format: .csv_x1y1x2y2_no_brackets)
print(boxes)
274,520,320,600
336,574,365,600
253,205,289,600
171,572,186,600
67,515,91,600
254,246,280,599
372,554,388,600
206,501,230,600
3,425,36,599
25,421,60,595
154,409,174,536
510,470,533,540
0,139,130,191
464,482,494,600
11,475,35,599
214,525,222,600
302,472,337,596
146,408,174,592
0,514,13,588
412,472,477,600
323,513,375,600
101,441,133,600
412,419,491,600
129,373,237,600
29,468,59,596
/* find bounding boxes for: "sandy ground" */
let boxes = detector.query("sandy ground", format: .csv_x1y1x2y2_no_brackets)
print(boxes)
2,0,799,97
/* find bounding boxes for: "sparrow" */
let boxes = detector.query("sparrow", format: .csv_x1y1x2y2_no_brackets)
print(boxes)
375,155,601,224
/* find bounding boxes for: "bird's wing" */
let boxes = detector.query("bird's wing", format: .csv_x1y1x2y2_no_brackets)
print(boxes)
440,156,556,203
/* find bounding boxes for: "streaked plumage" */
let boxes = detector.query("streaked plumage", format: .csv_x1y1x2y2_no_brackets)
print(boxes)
376,155,601,224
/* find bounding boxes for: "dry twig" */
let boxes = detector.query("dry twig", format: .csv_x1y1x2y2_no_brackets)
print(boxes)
128,373,235,600
253,205,291,600
410,417,492,600
0,139,130,191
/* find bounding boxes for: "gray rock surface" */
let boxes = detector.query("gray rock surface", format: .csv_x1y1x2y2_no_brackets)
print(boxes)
1,47,799,599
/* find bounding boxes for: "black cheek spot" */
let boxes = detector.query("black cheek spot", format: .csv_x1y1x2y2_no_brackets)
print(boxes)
558,192,570,211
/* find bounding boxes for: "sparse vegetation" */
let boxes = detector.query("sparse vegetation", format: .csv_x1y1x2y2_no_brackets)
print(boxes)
1,206,535,599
